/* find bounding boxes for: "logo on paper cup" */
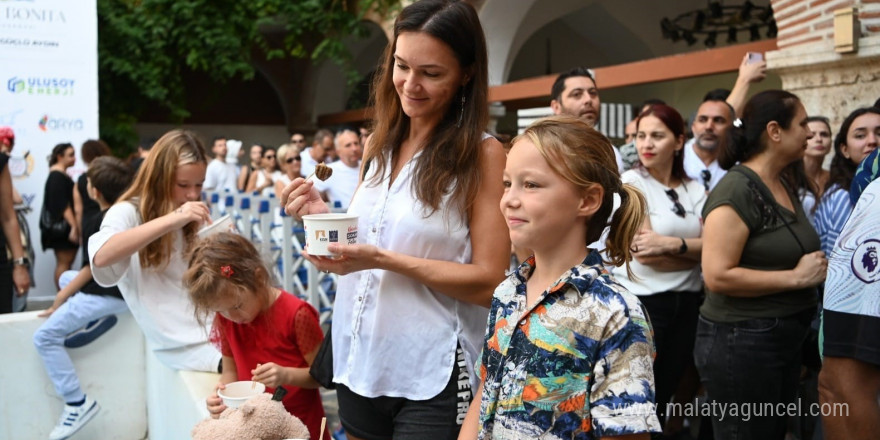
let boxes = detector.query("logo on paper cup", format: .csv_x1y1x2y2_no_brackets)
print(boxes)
304,213,358,255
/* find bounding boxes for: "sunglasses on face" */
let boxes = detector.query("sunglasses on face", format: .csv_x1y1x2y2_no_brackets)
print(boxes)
286,157,301,163
292,139,305,144
665,189,687,218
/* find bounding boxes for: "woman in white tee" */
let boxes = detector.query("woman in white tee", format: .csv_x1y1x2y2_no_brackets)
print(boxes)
610,104,706,436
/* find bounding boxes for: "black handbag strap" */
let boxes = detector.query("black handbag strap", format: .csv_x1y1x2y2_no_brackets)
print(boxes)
732,168,806,254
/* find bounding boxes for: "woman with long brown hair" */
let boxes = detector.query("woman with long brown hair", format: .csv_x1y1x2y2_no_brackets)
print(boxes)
282,1,509,438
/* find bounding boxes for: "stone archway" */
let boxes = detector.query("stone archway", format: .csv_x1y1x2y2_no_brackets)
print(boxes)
310,20,389,128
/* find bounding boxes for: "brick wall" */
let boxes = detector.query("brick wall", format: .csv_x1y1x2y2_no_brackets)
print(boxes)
772,0,880,49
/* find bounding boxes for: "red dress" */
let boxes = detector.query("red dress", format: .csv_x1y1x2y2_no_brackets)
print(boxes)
216,291,327,439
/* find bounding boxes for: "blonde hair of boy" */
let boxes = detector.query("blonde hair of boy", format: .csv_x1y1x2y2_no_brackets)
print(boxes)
513,115,646,278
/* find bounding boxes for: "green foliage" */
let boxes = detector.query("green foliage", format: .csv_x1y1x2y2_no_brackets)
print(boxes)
98,0,399,154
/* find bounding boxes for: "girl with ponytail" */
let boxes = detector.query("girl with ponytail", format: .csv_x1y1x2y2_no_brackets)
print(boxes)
459,115,661,439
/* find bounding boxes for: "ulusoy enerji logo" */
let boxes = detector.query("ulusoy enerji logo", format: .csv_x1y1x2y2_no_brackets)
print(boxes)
7,76,75,96
38,114,83,132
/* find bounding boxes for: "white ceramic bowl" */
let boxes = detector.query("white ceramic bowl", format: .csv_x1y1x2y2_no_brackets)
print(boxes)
302,213,359,256
217,381,266,409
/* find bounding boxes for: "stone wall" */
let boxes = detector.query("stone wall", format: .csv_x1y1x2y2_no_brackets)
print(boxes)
769,0,880,127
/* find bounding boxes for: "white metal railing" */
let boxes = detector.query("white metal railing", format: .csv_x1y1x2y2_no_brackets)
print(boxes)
203,190,336,326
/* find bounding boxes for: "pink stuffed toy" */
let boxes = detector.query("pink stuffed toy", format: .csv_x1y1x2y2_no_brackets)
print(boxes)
192,393,310,440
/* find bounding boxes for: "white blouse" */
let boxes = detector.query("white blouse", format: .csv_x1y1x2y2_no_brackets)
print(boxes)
332,149,488,400
611,169,706,295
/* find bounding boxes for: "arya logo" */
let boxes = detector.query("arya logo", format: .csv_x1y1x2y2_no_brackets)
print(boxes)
7,76,75,96
38,114,83,132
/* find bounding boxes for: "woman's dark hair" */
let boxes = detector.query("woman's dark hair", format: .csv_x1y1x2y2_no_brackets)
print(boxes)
364,0,488,215
806,116,831,134
81,139,111,164
721,90,801,170
636,104,688,182
826,107,880,192
49,143,73,166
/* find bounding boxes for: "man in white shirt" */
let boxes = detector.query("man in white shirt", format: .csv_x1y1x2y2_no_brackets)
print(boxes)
315,129,361,210
683,98,734,192
550,67,624,172
203,136,238,193
299,128,334,178
684,54,766,192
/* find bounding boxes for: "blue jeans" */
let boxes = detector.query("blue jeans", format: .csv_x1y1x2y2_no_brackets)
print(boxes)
693,310,811,440
33,270,129,402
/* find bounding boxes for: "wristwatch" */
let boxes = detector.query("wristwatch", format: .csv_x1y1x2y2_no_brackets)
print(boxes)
13,257,30,267
678,238,688,255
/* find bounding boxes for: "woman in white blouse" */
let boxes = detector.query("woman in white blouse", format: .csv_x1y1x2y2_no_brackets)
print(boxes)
281,1,508,439
610,103,706,437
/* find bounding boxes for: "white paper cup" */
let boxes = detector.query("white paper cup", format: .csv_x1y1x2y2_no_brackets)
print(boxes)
217,381,266,409
198,214,234,238
302,213,359,256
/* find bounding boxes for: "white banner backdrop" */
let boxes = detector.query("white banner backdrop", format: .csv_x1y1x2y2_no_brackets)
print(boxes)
0,0,99,299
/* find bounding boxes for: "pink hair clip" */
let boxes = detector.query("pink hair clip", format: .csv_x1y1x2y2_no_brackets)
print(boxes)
220,265,234,278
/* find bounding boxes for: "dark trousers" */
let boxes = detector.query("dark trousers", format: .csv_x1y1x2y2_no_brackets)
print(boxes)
0,263,12,314
693,311,811,440
638,291,701,424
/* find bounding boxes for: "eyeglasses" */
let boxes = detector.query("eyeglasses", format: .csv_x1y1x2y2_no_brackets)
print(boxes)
286,157,301,163
665,189,687,218
700,170,712,192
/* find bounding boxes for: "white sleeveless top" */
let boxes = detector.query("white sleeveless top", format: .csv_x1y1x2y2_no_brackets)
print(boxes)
332,137,491,399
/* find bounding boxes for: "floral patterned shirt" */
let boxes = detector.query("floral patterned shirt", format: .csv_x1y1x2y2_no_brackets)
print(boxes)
476,250,661,439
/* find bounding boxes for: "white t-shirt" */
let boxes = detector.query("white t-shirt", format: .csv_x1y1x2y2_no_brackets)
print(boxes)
683,138,726,192
332,139,492,400
314,161,360,210
204,159,238,193
89,201,221,372
825,178,880,318
610,169,706,295
299,148,321,178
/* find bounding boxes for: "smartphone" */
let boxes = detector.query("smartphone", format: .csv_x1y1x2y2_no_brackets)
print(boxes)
747,52,763,64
